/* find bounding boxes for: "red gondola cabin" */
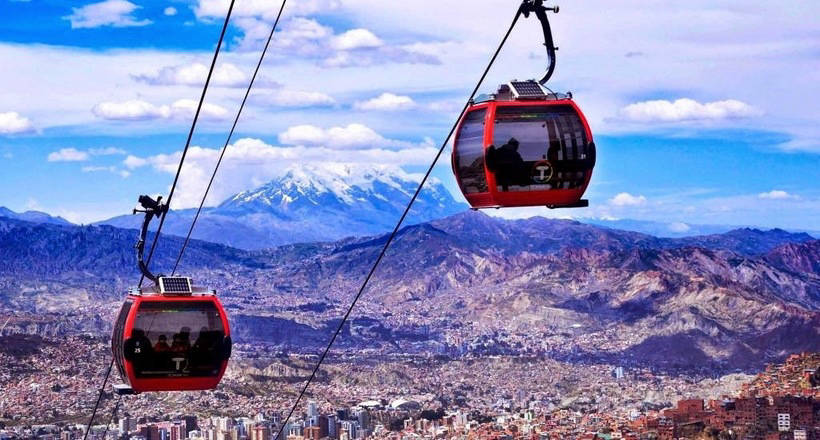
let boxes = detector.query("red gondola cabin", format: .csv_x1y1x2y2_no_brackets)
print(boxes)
452,80,595,209
112,277,231,393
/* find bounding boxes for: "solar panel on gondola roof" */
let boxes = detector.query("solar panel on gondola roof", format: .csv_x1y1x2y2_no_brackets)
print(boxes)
158,276,192,294
510,80,546,98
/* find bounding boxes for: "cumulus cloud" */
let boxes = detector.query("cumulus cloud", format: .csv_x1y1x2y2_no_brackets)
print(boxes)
48,148,90,162
163,7,177,16
132,63,278,88
49,147,126,162
330,29,383,51
81,165,130,178
0,111,34,134
92,99,229,121
758,190,799,200
123,155,148,169
619,98,761,123
609,192,647,206
64,0,151,29
354,93,416,111
278,123,410,149
170,99,229,120
88,147,126,155
321,46,440,68
194,0,341,20
123,136,437,208
204,12,439,67
667,222,691,233
251,89,336,108
92,99,167,121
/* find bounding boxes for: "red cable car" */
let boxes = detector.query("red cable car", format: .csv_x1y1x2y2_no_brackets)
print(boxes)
111,196,231,393
452,0,596,209
112,278,232,393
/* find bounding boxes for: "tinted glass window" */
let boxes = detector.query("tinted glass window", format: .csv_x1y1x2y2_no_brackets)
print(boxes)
454,109,488,194
127,301,226,378
490,106,592,192
113,300,132,381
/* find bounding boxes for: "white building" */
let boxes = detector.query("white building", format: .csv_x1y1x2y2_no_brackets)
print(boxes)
777,413,790,432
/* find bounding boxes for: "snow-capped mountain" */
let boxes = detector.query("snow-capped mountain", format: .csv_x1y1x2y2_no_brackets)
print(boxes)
100,163,466,249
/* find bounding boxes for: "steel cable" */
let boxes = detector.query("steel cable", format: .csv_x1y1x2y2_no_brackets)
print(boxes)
272,6,526,439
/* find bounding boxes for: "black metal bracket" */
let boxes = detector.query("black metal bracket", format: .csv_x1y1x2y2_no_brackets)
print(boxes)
133,194,168,286
519,0,559,85
547,199,588,209
113,384,138,396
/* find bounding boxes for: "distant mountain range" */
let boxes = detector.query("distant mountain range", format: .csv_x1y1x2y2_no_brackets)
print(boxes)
0,207,71,226
97,163,465,249
0,211,817,370
3,164,816,249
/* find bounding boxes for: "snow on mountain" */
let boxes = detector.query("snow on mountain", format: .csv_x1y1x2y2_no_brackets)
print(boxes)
220,163,455,213
99,163,466,249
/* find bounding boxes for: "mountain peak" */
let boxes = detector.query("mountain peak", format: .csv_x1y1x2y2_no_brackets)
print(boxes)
223,163,435,209
0,206,73,226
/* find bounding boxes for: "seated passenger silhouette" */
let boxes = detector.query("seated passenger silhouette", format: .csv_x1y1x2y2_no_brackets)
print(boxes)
192,327,222,373
171,328,192,353
125,329,153,374
153,334,171,352
193,327,216,351
487,138,526,191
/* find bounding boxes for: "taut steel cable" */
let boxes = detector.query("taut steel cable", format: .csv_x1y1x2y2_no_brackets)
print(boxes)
273,6,527,439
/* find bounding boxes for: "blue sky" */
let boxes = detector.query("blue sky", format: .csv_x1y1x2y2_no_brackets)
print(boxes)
0,0,818,232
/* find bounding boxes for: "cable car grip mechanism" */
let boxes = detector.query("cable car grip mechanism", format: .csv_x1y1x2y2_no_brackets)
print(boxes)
519,0,559,85
133,194,169,286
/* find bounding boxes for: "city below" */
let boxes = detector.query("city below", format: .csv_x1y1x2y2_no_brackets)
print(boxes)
1,347,817,440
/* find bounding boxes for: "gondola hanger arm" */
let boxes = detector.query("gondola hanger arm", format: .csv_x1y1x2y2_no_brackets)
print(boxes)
519,0,559,85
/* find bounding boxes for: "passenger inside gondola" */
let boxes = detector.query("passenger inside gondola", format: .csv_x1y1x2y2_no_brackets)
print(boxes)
486,138,527,191
154,334,171,352
128,301,226,377
492,106,592,192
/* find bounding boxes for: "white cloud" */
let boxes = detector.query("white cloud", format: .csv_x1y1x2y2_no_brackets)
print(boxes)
88,147,126,155
619,98,761,123
81,165,111,172
81,164,130,178
278,123,409,149
213,13,439,67
92,99,168,121
330,29,383,51
64,0,151,29
667,222,691,233
609,192,647,206
163,7,177,16
125,136,438,208
24,198,42,211
123,155,148,169
354,93,416,111
50,147,126,164
758,190,799,200
252,89,336,108
170,99,229,120
48,148,90,162
91,99,228,121
133,63,268,88
194,0,341,20
0,111,34,134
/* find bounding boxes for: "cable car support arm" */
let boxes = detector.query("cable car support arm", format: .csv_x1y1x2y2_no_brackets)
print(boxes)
520,0,559,85
134,195,168,285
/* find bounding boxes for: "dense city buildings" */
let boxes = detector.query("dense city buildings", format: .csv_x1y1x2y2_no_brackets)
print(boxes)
1,350,817,440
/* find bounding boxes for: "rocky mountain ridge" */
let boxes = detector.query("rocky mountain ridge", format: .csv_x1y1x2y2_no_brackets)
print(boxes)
97,163,465,249
0,212,817,370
